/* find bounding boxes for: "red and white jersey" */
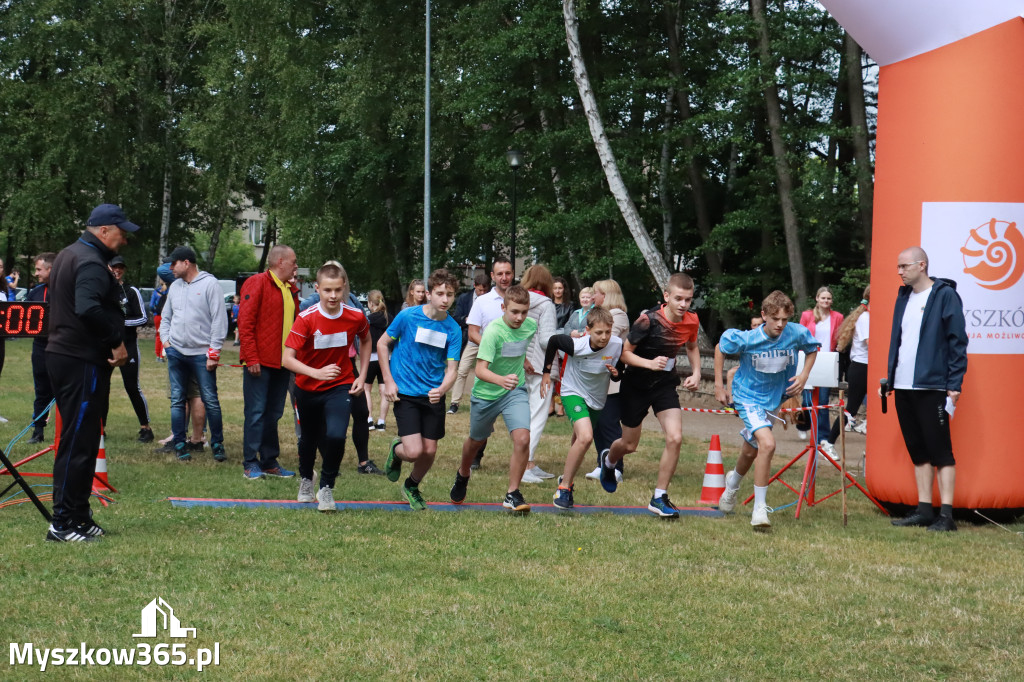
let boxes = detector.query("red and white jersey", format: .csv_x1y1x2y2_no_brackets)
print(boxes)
286,302,369,392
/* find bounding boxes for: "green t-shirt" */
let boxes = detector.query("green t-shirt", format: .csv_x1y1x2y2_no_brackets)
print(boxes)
472,316,538,401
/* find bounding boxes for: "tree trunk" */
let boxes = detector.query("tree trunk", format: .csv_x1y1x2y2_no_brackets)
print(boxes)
750,0,808,305
158,159,171,284
665,0,733,328
563,0,671,291
659,88,675,260
845,32,873,261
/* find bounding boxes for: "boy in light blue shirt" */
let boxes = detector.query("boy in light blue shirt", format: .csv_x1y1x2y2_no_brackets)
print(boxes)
378,269,462,509
714,290,819,530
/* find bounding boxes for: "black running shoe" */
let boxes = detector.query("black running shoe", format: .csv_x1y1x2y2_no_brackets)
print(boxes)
46,524,101,542
470,452,484,471
137,428,155,443
503,489,530,513
187,439,206,452
75,519,105,537
358,460,385,475
450,472,470,504
28,431,45,444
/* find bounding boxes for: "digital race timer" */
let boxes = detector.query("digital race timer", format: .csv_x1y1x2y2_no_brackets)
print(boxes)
0,301,48,338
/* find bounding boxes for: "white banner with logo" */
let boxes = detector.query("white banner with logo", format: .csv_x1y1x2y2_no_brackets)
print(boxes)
921,202,1024,354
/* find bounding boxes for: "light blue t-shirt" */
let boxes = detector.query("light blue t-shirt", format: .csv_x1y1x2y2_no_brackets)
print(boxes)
385,306,462,396
720,323,821,409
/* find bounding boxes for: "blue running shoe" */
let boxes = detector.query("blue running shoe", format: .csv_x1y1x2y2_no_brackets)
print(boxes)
648,493,680,518
553,485,574,510
263,465,295,478
243,466,264,480
599,450,618,493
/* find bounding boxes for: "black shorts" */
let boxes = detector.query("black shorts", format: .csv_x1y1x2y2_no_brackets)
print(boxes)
365,360,384,385
894,389,955,467
619,377,680,429
393,394,446,441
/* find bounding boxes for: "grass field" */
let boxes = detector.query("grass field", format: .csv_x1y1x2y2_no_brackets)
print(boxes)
2,338,1023,681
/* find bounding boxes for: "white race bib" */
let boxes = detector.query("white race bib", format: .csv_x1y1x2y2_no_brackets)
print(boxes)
752,353,791,374
370,352,379,362
579,355,609,374
415,326,448,349
501,339,529,357
314,331,347,349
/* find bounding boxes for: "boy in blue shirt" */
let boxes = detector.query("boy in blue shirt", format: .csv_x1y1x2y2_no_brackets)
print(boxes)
713,291,820,529
378,269,463,510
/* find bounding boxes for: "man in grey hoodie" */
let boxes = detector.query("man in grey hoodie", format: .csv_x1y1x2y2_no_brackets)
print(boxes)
158,246,229,462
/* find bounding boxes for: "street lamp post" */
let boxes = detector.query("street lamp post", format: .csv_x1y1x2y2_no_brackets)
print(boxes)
505,149,522,277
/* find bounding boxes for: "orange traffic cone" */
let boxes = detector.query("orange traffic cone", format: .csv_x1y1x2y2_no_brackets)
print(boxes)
698,435,725,505
92,424,114,492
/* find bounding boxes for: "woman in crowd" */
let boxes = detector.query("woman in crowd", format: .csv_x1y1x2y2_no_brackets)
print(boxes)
797,286,844,444
819,286,870,459
401,279,427,310
365,290,391,431
519,264,558,483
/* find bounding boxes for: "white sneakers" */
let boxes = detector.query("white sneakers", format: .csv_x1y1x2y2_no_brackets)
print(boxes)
853,420,867,435
520,468,545,484
797,430,809,441
751,505,771,528
316,486,336,513
298,478,315,503
585,467,601,481
819,441,839,461
718,486,738,513
529,466,556,480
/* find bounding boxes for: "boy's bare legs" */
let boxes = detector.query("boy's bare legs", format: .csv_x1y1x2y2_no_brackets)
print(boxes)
606,424,641,465
653,408,683,491
508,428,530,492
459,437,485,477
561,419,594,487
396,433,437,480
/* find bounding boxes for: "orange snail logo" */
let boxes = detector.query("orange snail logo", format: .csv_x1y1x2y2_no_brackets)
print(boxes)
960,218,1024,291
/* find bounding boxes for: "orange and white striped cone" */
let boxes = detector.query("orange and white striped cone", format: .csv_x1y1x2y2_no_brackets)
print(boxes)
698,434,726,505
92,426,114,492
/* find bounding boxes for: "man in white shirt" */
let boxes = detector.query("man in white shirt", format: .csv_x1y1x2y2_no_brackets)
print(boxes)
883,246,968,532
447,258,513,415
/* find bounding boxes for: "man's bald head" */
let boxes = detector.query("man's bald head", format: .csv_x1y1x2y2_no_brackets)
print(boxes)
268,244,298,282
899,246,928,273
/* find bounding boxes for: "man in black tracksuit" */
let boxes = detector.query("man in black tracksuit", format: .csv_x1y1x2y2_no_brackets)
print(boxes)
44,204,138,542
27,252,56,444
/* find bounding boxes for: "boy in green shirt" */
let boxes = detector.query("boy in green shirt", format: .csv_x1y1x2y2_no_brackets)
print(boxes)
449,285,537,512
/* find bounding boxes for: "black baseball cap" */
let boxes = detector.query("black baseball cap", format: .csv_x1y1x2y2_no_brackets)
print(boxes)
168,246,197,263
109,256,126,268
87,204,140,233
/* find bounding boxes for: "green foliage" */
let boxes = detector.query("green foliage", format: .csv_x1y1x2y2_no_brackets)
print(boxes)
1,0,875,334
193,228,259,279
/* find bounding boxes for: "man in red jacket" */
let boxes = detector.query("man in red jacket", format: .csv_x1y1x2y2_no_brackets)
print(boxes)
238,244,300,480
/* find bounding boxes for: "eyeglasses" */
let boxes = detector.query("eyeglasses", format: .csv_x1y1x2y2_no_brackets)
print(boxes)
896,261,922,272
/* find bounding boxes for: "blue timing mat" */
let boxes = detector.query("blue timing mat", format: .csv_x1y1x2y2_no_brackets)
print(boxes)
168,497,725,517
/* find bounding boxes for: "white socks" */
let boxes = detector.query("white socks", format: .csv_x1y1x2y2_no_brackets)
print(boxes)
725,470,743,490
753,485,768,508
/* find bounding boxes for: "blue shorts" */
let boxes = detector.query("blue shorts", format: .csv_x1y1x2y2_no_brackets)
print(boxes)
468,387,530,441
734,402,780,449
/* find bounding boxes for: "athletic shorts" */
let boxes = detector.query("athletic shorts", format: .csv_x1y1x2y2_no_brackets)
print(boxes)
734,402,779,449
365,360,384,386
894,389,955,467
468,386,530,441
393,393,446,441
619,378,680,429
167,376,201,401
561,394,601,426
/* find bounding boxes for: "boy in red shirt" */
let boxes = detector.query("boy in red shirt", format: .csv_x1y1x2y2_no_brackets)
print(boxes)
283,263,370,512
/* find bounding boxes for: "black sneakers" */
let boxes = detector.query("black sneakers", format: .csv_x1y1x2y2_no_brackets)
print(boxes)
927,515,957,532
891,512,935,527
450,472,470,504
503,489,530,513
45,522,103,543
357,460,385,475
137,428,155,443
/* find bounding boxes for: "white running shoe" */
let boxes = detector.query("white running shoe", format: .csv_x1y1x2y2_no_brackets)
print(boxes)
298,478,315,503
529,465,556,480
797,430,809,441
718,486,739,513
751,504,772,528
584,467,602,481
853,420,867,435
820,441,839,461
520,468,545,484
317,486,336,513
615,470,623,483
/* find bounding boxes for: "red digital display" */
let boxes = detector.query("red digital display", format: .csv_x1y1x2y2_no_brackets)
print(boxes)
0,302,49,338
